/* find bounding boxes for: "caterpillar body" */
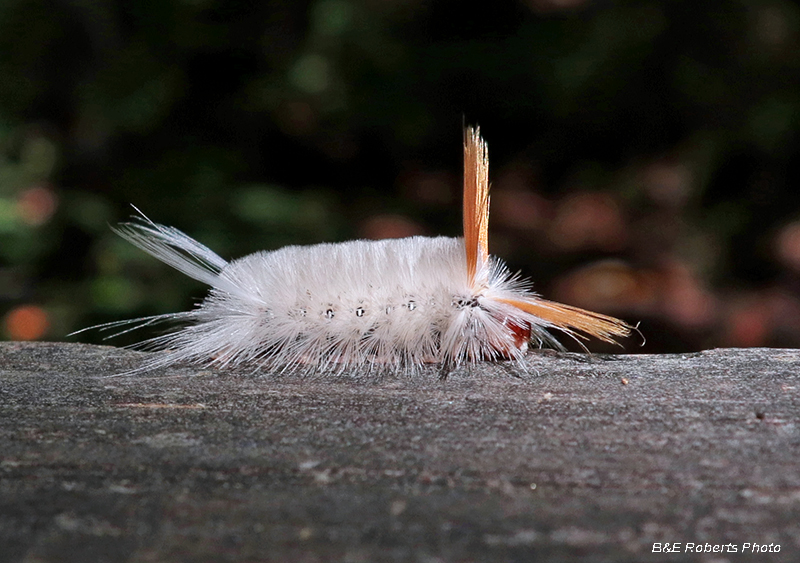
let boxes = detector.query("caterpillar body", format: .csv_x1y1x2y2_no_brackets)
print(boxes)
91,127,631,374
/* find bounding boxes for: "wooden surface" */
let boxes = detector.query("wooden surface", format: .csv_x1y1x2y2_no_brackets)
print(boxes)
1,342,798,562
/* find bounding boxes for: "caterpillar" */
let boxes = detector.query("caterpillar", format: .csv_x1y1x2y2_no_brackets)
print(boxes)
85,127,632,375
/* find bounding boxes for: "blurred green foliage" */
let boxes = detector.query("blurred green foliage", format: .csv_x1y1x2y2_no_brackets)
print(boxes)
2,0,800,351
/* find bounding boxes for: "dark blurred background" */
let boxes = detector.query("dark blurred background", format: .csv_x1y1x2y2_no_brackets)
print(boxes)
2,0,800,353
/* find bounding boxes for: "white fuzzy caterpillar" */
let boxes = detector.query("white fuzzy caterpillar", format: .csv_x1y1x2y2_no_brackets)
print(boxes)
85,127,631,374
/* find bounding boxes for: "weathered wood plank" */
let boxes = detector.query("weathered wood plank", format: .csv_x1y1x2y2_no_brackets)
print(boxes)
1,343,797,562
